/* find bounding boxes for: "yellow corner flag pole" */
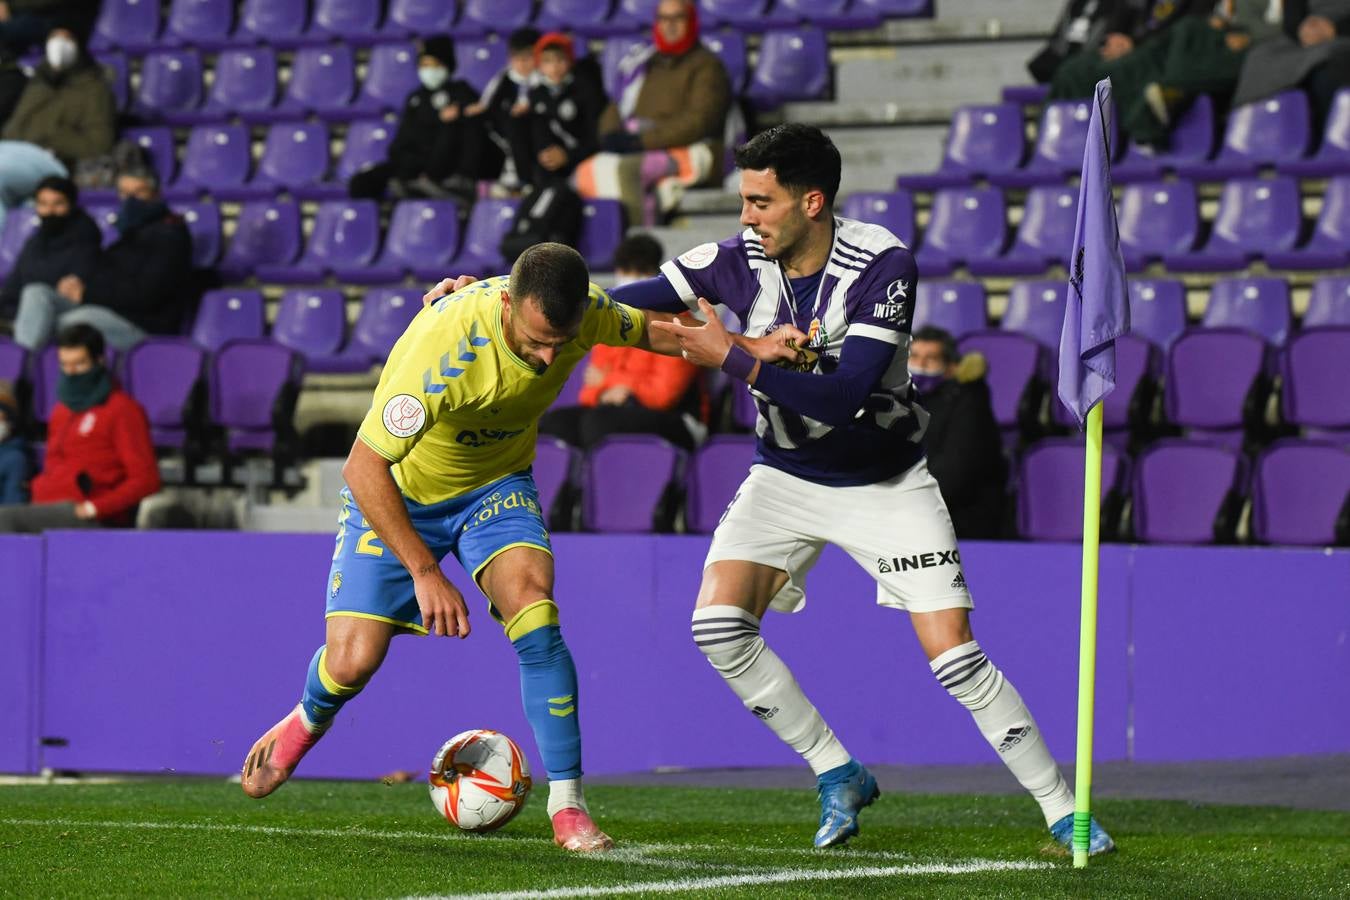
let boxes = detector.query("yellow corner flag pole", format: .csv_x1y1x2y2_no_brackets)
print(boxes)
1073,401,1104,868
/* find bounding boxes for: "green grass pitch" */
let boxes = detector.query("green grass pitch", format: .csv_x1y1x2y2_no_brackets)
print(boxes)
2,779,1347,898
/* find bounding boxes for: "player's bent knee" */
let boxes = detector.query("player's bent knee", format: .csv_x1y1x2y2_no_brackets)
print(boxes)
930,640,1003,710
691,606,764,677
504,599,560,641
319,642,382,688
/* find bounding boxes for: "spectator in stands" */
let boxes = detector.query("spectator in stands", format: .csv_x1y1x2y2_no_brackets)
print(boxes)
1029,0,1149,83
0,175,99,323
13,166,192,352
0,323,159,531
577,0,732,226
538,234,705,451
0,380,29,504
909,326,1006,540
1,24,115,171
1233,0,1350,129
1046,1,1210,97
0,0,97,58
525,33,606,188
348,36,486,206
467,26,541,192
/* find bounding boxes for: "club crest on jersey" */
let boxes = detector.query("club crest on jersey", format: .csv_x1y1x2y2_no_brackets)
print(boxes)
382,394,426,438
805,318,830,349
677,242,718,270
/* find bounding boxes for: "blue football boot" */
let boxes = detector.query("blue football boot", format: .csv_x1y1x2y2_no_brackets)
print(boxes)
1050,813,1116,856
813,760,880,848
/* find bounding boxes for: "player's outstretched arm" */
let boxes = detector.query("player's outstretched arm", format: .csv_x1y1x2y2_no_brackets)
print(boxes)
343,440,471,638
422,275,481,307
649,298,809,368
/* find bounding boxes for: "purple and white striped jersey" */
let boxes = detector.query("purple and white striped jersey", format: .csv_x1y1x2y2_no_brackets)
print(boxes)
660,217,929,486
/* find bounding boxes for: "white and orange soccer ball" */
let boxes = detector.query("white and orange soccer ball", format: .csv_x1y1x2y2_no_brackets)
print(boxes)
428,729,532,832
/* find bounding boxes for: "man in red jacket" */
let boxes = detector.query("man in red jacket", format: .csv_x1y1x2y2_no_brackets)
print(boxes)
0,322,159,531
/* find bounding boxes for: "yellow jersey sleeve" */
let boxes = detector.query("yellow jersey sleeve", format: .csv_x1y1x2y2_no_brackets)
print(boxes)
579,283,646,350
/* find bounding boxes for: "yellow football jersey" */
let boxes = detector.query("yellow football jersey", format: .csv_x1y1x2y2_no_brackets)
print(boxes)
357,276,646,504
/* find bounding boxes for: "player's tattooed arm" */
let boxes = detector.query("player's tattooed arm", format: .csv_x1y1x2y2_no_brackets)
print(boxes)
343,440,472,638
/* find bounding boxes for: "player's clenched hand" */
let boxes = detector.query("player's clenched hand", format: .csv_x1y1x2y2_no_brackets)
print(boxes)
414,568,471,638
649,297,734,366
741,323,811,367
422,275,481,307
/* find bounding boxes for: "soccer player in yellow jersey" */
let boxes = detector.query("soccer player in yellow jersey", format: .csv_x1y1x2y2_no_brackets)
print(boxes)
240,243,797,852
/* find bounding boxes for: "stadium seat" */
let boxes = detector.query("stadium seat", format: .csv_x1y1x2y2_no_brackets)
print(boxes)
252,121,334,199
450,199,520,276
191,290,265,352
86,204,118,245
1265,175,1350,270
577,200,625,271
1175,91,1311,180
839,190,916,246
121,338,205,451
611,0,663,32
601,35,648,99
1163,176,1301,272
269,45,356,121
1306,275,1350,327
90,0,162,52
458,36,510,95
133,49,203,123
768,0,882,30
536,0,620,35
702,30,748,93
119,127,177,189
914,186,1006,275
1127,278,1188,352
746,27,830,109
0,209,38,281
1201,277,1292,346
306,0,383,45
196,46,278,124
256,200,379,284
859,0,933,14
957,330,1042,440
1131,439,1246,544
219,201,302,282
165,124,251,202
348,288,424,363
1281,327,1350,437
1001,280,1068,351
1113,94,1216,183
336,119,398,186
896,103,1025,190
1250,440,1350,545
352,42,420,117
1279,88,1350,177
533,438,578,528
381,0,457,36
1050,333,1156,433
95,52,129,112
163,0,234,49
700,0,772,30
582,435,685,533
457,0,535,37
271,289,348,361
210,340,301,454
1165,328,1266,446
991,100,1098,188
1017,437,1124,541
914,281,988,338
174,202,223,269
1001,83,1050,105
0,338,27,390
970,184,1078,276
236,0,308,48
685,435,756,533
336,199,461,285
1116,180,1199,272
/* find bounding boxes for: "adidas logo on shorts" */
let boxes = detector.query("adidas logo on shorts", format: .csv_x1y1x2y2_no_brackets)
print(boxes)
951,571,966,590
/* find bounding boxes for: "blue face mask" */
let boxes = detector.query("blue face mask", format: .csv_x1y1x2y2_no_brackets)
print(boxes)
114,196,167,235
908,368,946,395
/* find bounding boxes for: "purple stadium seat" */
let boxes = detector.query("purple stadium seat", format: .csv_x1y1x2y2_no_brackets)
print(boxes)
134,49,203,123
337,199,462,284
122,338,205,451
458,37,510,95
1281,327,1350,434
1250,440,1350,545
258,200,379,284
191,290,265,352
272,289,348,360
90,0,162,52
1002,83,1050,105
87,204,118,245
612,0,662,31
219,201,302,282
685,435,756,533
1306,275,1350,327
1175,91,1311,180
897,103,1025,190
163,0,234,49
1000,280,1067,351
1201,277,1292,346
1165,328,1265,444
1132,439,1245,544
914,281,988,337
958,330,1042,433
336,119,397,184
0,209,38,281
381,0,457,37
970,184,1078,276
1113,94,1216,184
533,438,577,525
239,121,333,200
236,0,308,48
349,288,423,363
859,0,932,14
1265,175,1350,270
915,186,1006,276
353,42,420,117
601,36,648,99
196,46,278,124
210,340,300,454
174,202,222,269
306,0,383,44
164,124,250,202
451,199,520,275
991,100,1097,188
839,190,916,246
458,0,534,37
1050,333,1155,431
536,0,616,34
577,200,625,270
1127,278,1188,351
1018,437,1123,541
702,30,747,92
1116,180,1199,272
1163,176,1301,272
700,0,772,30
1279,88,1350,177
768,0,882,30
95,53,129,112
270,45,356,121
582,435,684,532
746,26,830,109
0,338,27,390
122,127,177,186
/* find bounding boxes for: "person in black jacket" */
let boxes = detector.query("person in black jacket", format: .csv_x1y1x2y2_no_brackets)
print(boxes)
466,26,540,191
13,166,192,352
909,326,1008,541
348,35,486,205
525,33,606,187
0,174,98,323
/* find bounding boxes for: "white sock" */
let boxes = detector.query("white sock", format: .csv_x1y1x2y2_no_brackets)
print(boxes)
931,641,1075,826
692,606,851,776
546,777,587,818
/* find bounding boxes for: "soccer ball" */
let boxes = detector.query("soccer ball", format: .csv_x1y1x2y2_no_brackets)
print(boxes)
428,729,532,832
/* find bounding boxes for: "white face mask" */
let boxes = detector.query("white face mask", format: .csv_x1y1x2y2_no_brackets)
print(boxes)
0,421,10,443
46,35,78,71
418,66,449,92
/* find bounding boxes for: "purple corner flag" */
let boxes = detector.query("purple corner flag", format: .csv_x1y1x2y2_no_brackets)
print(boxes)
1058,78,1130,428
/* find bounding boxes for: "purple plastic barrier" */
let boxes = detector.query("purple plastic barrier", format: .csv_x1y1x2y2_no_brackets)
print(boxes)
0,536,43,774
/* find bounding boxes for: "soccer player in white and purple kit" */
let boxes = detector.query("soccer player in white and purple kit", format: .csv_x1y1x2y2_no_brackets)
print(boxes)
623,124,1115,854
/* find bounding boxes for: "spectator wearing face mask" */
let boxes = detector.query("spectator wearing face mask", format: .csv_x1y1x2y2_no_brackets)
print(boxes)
13,167,192,352
908,326,1007,540
0,174,99,323
0,381,29,504
0,323,159,531
466,26,541,192
525,33,606,187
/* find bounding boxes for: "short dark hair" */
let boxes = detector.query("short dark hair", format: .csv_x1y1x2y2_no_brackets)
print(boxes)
612,233,664,276
117,165,160,193
35,174,78,204
911,326,958,365
508,27,542,54
57,323,106,360
734,123,842,208
509,242,591,329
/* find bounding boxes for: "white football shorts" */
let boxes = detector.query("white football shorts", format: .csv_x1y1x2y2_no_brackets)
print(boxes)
704,460,974,614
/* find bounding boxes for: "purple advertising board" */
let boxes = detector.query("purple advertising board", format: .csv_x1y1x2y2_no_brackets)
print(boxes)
0,536,43,774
